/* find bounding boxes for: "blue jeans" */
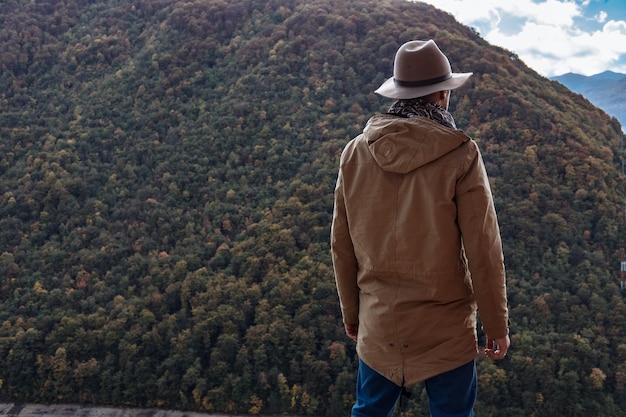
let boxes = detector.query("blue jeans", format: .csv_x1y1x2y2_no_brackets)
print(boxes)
352,359,476,417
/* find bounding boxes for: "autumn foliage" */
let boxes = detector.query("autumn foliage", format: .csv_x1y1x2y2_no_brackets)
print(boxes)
0,0,625,416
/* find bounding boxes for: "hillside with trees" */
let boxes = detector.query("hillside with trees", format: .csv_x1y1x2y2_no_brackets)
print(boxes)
1,0,625,416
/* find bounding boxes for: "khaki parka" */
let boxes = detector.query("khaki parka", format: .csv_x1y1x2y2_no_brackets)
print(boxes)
331,114,508,386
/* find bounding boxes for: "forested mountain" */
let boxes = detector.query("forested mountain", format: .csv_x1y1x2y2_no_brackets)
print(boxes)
551,71,626,131
1,0,625,416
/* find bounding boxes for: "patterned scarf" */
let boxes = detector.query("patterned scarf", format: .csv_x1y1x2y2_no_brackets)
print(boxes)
387,98,457,129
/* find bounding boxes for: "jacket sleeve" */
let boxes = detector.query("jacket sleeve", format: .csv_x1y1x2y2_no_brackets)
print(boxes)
456,142,509,339
331,168,360,326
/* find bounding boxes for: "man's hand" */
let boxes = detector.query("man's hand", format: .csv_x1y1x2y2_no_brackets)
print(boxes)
484,335,510,360
344,323,358,342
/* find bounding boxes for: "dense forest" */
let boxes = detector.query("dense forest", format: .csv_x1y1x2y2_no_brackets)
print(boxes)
0,0,625,416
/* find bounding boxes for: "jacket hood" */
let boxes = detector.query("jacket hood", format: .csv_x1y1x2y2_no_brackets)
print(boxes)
364,114,470,174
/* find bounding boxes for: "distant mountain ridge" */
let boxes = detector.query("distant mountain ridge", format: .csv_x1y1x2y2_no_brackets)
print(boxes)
551,70,626,130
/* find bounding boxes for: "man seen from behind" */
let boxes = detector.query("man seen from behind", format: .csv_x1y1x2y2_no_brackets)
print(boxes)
331,39,510,417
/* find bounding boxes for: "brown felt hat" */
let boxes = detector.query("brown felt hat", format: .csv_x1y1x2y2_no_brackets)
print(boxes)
375,40,472,99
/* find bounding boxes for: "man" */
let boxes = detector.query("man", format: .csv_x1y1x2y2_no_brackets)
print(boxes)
331,39,510,417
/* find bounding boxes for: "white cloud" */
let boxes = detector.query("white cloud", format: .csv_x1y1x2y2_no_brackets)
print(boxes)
503,0,580,27
418,0,626,76
420,0,581,28
605,19,626,36
595,11,608,23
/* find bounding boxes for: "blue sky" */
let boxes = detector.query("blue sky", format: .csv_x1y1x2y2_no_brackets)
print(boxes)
418,0,626,77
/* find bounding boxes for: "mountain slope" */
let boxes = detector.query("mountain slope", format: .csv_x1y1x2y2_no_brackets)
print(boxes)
552,70,626,130
1,0,625,416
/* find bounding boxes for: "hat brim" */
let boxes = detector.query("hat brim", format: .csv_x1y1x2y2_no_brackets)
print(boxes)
374,72,473,99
